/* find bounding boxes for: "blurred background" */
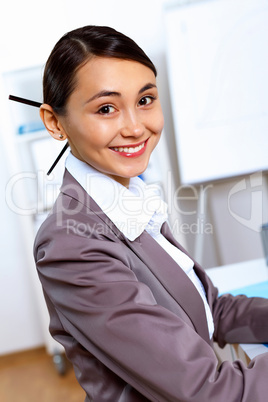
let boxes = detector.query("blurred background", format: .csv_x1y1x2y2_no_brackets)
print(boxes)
0,0,268,400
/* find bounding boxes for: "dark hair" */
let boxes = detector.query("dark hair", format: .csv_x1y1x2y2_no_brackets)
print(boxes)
43,25,157,115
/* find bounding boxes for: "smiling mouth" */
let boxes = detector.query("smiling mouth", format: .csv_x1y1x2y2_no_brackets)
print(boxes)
109,139,148,156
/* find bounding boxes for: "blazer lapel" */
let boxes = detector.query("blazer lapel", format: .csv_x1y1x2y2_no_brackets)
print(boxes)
125,229,211,344
161,222,213,307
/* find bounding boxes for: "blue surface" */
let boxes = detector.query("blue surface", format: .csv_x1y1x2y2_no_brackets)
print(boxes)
229,280,268,299
18,121,45,135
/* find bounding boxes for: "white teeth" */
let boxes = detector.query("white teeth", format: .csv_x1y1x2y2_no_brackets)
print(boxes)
112,142,145,153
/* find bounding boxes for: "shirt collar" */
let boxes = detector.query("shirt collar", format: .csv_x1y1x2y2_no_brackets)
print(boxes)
65,152,168,241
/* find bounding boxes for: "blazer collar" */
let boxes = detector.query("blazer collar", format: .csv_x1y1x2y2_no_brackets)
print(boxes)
60,169,124,239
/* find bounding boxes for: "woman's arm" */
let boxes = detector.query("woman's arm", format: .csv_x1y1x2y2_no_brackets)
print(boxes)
212,287,268,347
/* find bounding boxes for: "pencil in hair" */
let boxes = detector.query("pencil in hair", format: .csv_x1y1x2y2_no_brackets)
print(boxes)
9,95,42,108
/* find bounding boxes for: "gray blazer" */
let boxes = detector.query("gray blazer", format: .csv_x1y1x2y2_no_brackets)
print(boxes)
34,170,268,401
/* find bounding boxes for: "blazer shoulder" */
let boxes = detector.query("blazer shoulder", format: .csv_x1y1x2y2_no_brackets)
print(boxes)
34,169,124,253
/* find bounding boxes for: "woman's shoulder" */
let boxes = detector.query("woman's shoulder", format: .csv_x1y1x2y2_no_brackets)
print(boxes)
34,179,124,255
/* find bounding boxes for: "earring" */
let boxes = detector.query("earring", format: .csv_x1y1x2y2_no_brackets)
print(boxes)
59,134,64,139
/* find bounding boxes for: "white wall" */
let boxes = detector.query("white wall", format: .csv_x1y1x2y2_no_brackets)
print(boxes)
0,0,168,72
0,0,267,355
0,139,45,354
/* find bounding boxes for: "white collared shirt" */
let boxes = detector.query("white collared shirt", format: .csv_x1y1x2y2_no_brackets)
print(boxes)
65,152,214,338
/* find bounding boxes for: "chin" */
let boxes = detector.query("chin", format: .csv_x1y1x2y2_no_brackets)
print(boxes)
125,163,148,179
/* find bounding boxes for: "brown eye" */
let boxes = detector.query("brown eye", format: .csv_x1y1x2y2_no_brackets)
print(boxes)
138,96,155,106
98,105,116,114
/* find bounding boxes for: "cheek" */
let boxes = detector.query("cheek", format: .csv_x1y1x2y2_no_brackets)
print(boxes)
66,119,102,146
151,109,164,134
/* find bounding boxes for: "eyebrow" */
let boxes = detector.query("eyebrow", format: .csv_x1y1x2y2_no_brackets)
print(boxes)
85,82,157,104
139,83,157,94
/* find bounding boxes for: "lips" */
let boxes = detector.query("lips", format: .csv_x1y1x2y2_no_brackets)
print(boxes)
109,139,148,157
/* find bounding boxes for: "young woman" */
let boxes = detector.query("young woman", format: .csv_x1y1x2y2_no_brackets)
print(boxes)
34,25,268,401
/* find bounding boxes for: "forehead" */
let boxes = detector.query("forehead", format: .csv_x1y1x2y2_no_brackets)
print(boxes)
73,57,156,94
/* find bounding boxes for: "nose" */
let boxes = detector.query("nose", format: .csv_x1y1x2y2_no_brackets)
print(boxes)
119,110,145,138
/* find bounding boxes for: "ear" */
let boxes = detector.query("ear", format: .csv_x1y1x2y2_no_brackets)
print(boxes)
39,104,66,141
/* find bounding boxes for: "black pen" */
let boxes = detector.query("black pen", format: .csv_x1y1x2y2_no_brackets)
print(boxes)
9,94,69,175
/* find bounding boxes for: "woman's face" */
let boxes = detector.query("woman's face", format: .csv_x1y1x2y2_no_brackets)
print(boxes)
57,57,164,187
